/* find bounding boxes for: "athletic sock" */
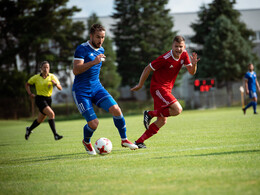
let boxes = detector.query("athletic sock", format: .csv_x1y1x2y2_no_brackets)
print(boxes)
48,119,58,136
113,114,127,139
245,101,254,110
136,123,159,143
28,119,40,131
83,124,96,143
253,101,257,113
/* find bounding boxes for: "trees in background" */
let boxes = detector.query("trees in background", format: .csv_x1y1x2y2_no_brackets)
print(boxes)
190,0,259,105
0,0,84,74
0,0,85,118
112,0,175,91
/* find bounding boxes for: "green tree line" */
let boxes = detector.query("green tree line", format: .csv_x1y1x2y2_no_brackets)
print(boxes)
0,0,258,118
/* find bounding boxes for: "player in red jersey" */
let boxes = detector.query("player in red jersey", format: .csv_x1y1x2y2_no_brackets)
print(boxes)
131,36,200,148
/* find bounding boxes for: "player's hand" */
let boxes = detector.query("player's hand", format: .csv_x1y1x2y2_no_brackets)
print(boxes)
131,84,142,91
190,52,200,65
94,54,106,64
246,89,249,95
29,93,35,98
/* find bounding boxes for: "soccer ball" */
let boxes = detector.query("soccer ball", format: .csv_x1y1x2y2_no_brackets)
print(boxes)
94,137,112,155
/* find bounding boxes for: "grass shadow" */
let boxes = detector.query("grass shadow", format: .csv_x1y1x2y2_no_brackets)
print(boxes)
0,152,94,165
153,149,260,159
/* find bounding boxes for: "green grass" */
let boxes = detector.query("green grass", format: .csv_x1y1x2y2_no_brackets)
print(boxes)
0,107,260,195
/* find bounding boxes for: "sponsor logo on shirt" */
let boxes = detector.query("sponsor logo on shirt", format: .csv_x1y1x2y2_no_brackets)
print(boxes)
169,65,173,68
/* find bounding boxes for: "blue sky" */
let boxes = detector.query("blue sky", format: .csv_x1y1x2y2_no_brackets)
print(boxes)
67,0,260,18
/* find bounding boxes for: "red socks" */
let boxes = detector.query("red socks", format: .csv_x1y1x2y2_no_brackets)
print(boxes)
136,123,159,143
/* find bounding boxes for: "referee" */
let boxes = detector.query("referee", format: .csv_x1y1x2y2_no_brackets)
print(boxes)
25,61,63,140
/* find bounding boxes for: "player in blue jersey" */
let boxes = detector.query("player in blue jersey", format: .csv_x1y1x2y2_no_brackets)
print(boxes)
243,63,260,114
72,24,138,155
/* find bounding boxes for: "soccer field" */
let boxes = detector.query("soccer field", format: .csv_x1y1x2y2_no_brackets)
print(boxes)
0,107,259,195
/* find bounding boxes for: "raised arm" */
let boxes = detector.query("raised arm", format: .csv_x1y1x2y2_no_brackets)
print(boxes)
186,52,200,75
131,65,153,91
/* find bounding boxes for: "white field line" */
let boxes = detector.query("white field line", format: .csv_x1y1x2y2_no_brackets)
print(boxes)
0,143,259,168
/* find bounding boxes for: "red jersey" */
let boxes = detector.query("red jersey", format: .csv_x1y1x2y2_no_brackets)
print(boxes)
150,50,191,90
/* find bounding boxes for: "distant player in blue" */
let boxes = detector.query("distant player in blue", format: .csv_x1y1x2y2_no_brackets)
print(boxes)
72,24,138,155
243,63,260,115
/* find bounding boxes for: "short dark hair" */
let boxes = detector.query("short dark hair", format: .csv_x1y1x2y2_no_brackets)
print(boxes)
89,24,105,35
40,61,49,68
173,36,185,43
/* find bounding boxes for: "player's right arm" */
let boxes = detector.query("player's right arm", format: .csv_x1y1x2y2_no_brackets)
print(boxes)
25,75,37,98
244,79,249,94
25,82,35,98
73,54,105,76
131,65,152,91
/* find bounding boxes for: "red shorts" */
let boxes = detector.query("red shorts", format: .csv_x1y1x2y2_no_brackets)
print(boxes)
150,88,177,110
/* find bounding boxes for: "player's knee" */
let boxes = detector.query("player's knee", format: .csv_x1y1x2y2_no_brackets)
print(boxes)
48,111,55,119
88,119,99,130
176,106,183,115
109,104,122,116
37,119,44,123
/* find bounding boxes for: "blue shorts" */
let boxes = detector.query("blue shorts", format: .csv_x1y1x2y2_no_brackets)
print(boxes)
72,88,117,122
249,90,257,99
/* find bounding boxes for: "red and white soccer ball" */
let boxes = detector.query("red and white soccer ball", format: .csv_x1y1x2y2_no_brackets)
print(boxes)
94,138,112,155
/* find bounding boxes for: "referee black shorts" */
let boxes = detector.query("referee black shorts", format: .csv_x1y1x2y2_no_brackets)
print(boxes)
35,95,52,115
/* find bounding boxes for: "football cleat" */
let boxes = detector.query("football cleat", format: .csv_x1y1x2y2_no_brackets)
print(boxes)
82,139,96,155
121,139,138,150
242,108,246,115
134,141,147,149
54,134,63,140
25,127,32,140
143,110,152,129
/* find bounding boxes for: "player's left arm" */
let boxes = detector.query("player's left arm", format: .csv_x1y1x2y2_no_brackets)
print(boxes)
51,75,62,90
186,52,200,75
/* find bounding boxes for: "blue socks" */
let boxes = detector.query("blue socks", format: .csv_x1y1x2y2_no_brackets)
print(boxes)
253,101,257,113
83,115,127,142
113,115,127,139
245,101,254,110
245,101,257,113
83,124,95,143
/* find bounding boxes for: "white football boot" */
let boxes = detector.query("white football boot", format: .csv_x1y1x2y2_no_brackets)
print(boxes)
121,139,138,150
82,140,97,155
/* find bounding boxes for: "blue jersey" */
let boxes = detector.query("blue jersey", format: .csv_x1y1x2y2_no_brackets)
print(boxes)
245,71,257,92
72,41,104,94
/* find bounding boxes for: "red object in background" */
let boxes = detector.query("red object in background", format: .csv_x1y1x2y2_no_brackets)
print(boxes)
194,79,200,86
211,79,215,85
194,79,215,92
